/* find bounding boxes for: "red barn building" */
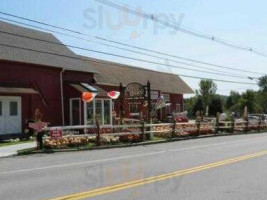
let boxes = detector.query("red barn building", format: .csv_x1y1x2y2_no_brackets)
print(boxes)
0,20,96,138
0,20,193,138
78,56,194,125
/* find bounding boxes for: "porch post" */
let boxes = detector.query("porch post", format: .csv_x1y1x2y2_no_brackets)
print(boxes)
147,81,151,122
119,83,124,124
147,81,152,139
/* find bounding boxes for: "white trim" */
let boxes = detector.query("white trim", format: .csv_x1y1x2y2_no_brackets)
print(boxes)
84,98,112,126
84,100,87,125
70,98,81,125
102,100,104,124
0,96,21,134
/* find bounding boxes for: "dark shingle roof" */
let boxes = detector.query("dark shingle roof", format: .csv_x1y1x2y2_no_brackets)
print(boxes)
78,55,194,94
0,20,97,73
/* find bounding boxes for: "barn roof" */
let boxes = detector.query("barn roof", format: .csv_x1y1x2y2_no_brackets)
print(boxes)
0,20,97,73
78,55,194,94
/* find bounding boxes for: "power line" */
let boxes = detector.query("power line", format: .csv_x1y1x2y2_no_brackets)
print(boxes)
0,11,265,76
94,0,267,58
0,29,257,80
0,42,258,85
0,16,258,80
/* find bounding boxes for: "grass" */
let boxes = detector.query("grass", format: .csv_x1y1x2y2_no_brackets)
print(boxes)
0,140,32,148
152,136,166,141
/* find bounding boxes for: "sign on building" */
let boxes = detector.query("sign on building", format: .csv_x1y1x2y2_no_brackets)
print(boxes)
124,83,145,100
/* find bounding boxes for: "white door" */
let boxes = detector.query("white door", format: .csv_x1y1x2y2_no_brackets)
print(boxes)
0,97,22,135
70,98,81,125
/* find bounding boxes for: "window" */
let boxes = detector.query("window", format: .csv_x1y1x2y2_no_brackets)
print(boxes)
95,100,103,125
0,101,2,116
86,101,94,125
129,103,139,116
10,101,18,116
176,104,181,113
166,104,172,115
86,99,112,125
104,100,111,125
162,94,170,102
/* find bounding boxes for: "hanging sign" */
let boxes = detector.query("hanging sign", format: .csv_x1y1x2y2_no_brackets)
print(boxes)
82,92,97,102
124,83,145,99
107,91,120,99
28,122,48,133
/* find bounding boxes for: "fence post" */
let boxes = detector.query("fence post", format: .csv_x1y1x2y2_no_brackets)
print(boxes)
244,118,249,134
171,119,176,139
215,112,220,134
96,119,101,146
37,131,44,150
231,117,235,134
141,120,145,142
196,121,200,136
258,117,262,133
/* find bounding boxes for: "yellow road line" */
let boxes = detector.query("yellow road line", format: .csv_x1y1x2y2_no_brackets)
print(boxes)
49,150,267,200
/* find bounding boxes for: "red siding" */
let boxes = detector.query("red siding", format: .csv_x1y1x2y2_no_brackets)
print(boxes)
0,60,94,131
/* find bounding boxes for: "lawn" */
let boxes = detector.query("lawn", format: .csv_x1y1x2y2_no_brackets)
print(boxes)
0,141,32,148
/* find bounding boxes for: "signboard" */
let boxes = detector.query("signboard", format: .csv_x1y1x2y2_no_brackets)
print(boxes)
151,91,160,100
145,89,159,100
29,122,48,133
162,94,170,102
124,83,145,99
50,129,63,139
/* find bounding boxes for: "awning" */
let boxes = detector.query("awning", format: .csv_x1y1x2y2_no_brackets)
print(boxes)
70,83,109,98
93,86,109,98
0,87,39,94
70,83,98,93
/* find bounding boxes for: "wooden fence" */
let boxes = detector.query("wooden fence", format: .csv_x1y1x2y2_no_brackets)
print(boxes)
40,120,267,150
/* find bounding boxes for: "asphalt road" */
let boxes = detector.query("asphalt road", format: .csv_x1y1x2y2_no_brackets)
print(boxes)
1,133,267,200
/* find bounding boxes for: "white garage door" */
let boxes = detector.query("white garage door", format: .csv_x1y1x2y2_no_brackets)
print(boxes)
0,96,21,135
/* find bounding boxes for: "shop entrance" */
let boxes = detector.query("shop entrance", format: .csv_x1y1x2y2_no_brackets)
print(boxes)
0,96,22,134
70,98,81,125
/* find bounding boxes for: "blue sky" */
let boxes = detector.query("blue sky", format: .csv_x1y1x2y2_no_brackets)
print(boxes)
1,0,267,96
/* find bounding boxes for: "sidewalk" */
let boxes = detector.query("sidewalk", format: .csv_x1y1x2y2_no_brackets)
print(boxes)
0,142,36,158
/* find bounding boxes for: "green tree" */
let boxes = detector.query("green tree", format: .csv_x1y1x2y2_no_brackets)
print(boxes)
258,75,267,92
238,90,262,113
198,79,217,109
184,96,197,118
192,96,204,115
258,76,267,113
209,95,223,116
225,91,241,110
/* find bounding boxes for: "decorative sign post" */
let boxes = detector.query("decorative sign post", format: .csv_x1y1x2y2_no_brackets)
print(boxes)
119,83,124,124
147,81,151,123
119,82,152,132
124,82,145,100
29,122,49,150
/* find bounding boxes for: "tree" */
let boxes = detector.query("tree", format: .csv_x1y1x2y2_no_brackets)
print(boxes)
192,96,204,115
209,96,223,116
225,91,241,110
198,79,217,109
258,76,267,113
238,90,262,114
258,75,267,92
184,96,197,118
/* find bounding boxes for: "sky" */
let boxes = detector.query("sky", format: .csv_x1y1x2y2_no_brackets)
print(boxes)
1,0,267,97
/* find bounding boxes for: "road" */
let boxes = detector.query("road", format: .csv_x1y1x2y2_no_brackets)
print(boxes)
1,133,267,200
